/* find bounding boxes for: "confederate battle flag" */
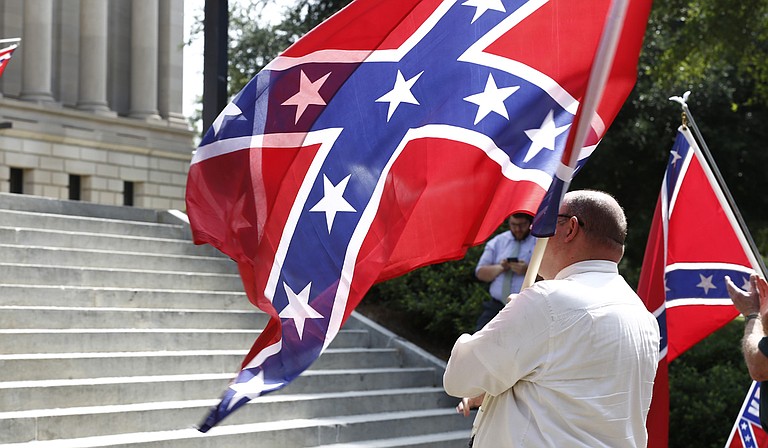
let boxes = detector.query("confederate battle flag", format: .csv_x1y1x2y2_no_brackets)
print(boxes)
186,0,652,430
638,125,765,447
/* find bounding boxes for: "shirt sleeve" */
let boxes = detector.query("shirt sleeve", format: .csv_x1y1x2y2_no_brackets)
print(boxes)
475,236,499,274
444,284,551,398
758,337,768,358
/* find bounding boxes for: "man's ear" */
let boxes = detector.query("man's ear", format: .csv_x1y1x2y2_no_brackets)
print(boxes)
561,218,579,243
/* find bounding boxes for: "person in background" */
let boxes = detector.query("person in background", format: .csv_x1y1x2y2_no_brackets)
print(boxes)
473,212,535,331
445,190,660,448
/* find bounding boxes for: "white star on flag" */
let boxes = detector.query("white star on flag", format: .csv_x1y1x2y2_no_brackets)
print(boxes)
696,273,717,294
741,276,752,292
463,73,519,125
279,282,323,340
670,149,682,166
376,70,424,121
212,102,243,135
309,174,357,232
461,0,506,23
282,70,331,124
523,109,571,162
227,369,282,410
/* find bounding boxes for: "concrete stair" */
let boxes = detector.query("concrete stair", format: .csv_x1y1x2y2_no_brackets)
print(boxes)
0,193,472,447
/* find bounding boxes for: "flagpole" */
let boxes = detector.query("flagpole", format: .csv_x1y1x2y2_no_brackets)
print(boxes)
521,0,630,289
471,0,633,440
670,92,768,276
0,38,21,44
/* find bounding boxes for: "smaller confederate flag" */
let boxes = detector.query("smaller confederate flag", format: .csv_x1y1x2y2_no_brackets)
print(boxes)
638,125,764,447
0,44,17,78
726,381,768,448
661,127,762,361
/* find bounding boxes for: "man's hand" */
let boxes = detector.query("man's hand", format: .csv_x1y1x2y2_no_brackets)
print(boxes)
508,261,528,275
726,274,760,316
456,394,485,417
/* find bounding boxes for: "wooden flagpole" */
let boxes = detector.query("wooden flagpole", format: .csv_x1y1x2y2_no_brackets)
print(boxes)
469,0,633,441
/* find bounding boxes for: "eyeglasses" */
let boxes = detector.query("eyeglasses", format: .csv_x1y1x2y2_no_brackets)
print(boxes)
556,214,585,227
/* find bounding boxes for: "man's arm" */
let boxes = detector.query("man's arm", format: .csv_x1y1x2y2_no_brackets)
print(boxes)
743,317,768,381
726,274,768,381
476,259,511,282
475,237,511,282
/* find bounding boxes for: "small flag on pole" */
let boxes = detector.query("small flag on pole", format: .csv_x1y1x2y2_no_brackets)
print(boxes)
0,43,18,78
725,381,768,448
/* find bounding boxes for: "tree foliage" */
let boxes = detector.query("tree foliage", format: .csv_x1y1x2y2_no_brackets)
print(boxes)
228,0,352,94
573,0,768,285
668,320,750,447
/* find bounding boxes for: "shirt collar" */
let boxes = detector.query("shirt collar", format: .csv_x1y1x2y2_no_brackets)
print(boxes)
554,260,619,280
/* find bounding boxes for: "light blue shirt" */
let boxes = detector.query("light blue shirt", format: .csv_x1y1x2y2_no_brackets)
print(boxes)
475,231,536,302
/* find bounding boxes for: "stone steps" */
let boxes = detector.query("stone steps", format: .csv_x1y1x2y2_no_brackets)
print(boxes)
0,328,370,354
0,209,188,239
0,370,438,412
0,305,267,330
0,227,219,256
1,409,469,447
0,244,236,273
0,193,471,446
0,348,402,381
0,285,251,309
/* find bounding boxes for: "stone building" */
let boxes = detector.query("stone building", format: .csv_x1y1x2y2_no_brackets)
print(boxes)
0,0,195,210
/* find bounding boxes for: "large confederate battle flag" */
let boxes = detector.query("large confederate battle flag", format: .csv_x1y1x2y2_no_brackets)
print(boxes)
638,126,764,447
186,0,652,430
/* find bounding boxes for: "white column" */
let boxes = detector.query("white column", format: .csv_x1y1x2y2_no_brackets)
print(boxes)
20,0,55,103
159,0,187,127
77,0,114,115
129,0,161,120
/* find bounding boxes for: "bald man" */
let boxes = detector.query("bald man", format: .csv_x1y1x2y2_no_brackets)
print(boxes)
445,190,660,448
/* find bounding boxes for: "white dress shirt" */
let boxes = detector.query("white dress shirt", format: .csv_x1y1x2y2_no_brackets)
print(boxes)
444,260,660,447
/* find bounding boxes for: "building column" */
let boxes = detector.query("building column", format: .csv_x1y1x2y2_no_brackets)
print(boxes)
129,0,161,121
77,0,114,115
159,0,187,127
20,0,55,103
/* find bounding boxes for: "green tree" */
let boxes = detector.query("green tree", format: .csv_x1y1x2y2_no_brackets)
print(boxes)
573,0,768,285
228,0,352,93
668,320,750,447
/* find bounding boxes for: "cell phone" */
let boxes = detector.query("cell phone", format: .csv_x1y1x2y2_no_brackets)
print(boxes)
506,257,519,263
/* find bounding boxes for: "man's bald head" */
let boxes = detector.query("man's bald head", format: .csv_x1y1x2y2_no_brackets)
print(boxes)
561,190,627,252
539,190,627,279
